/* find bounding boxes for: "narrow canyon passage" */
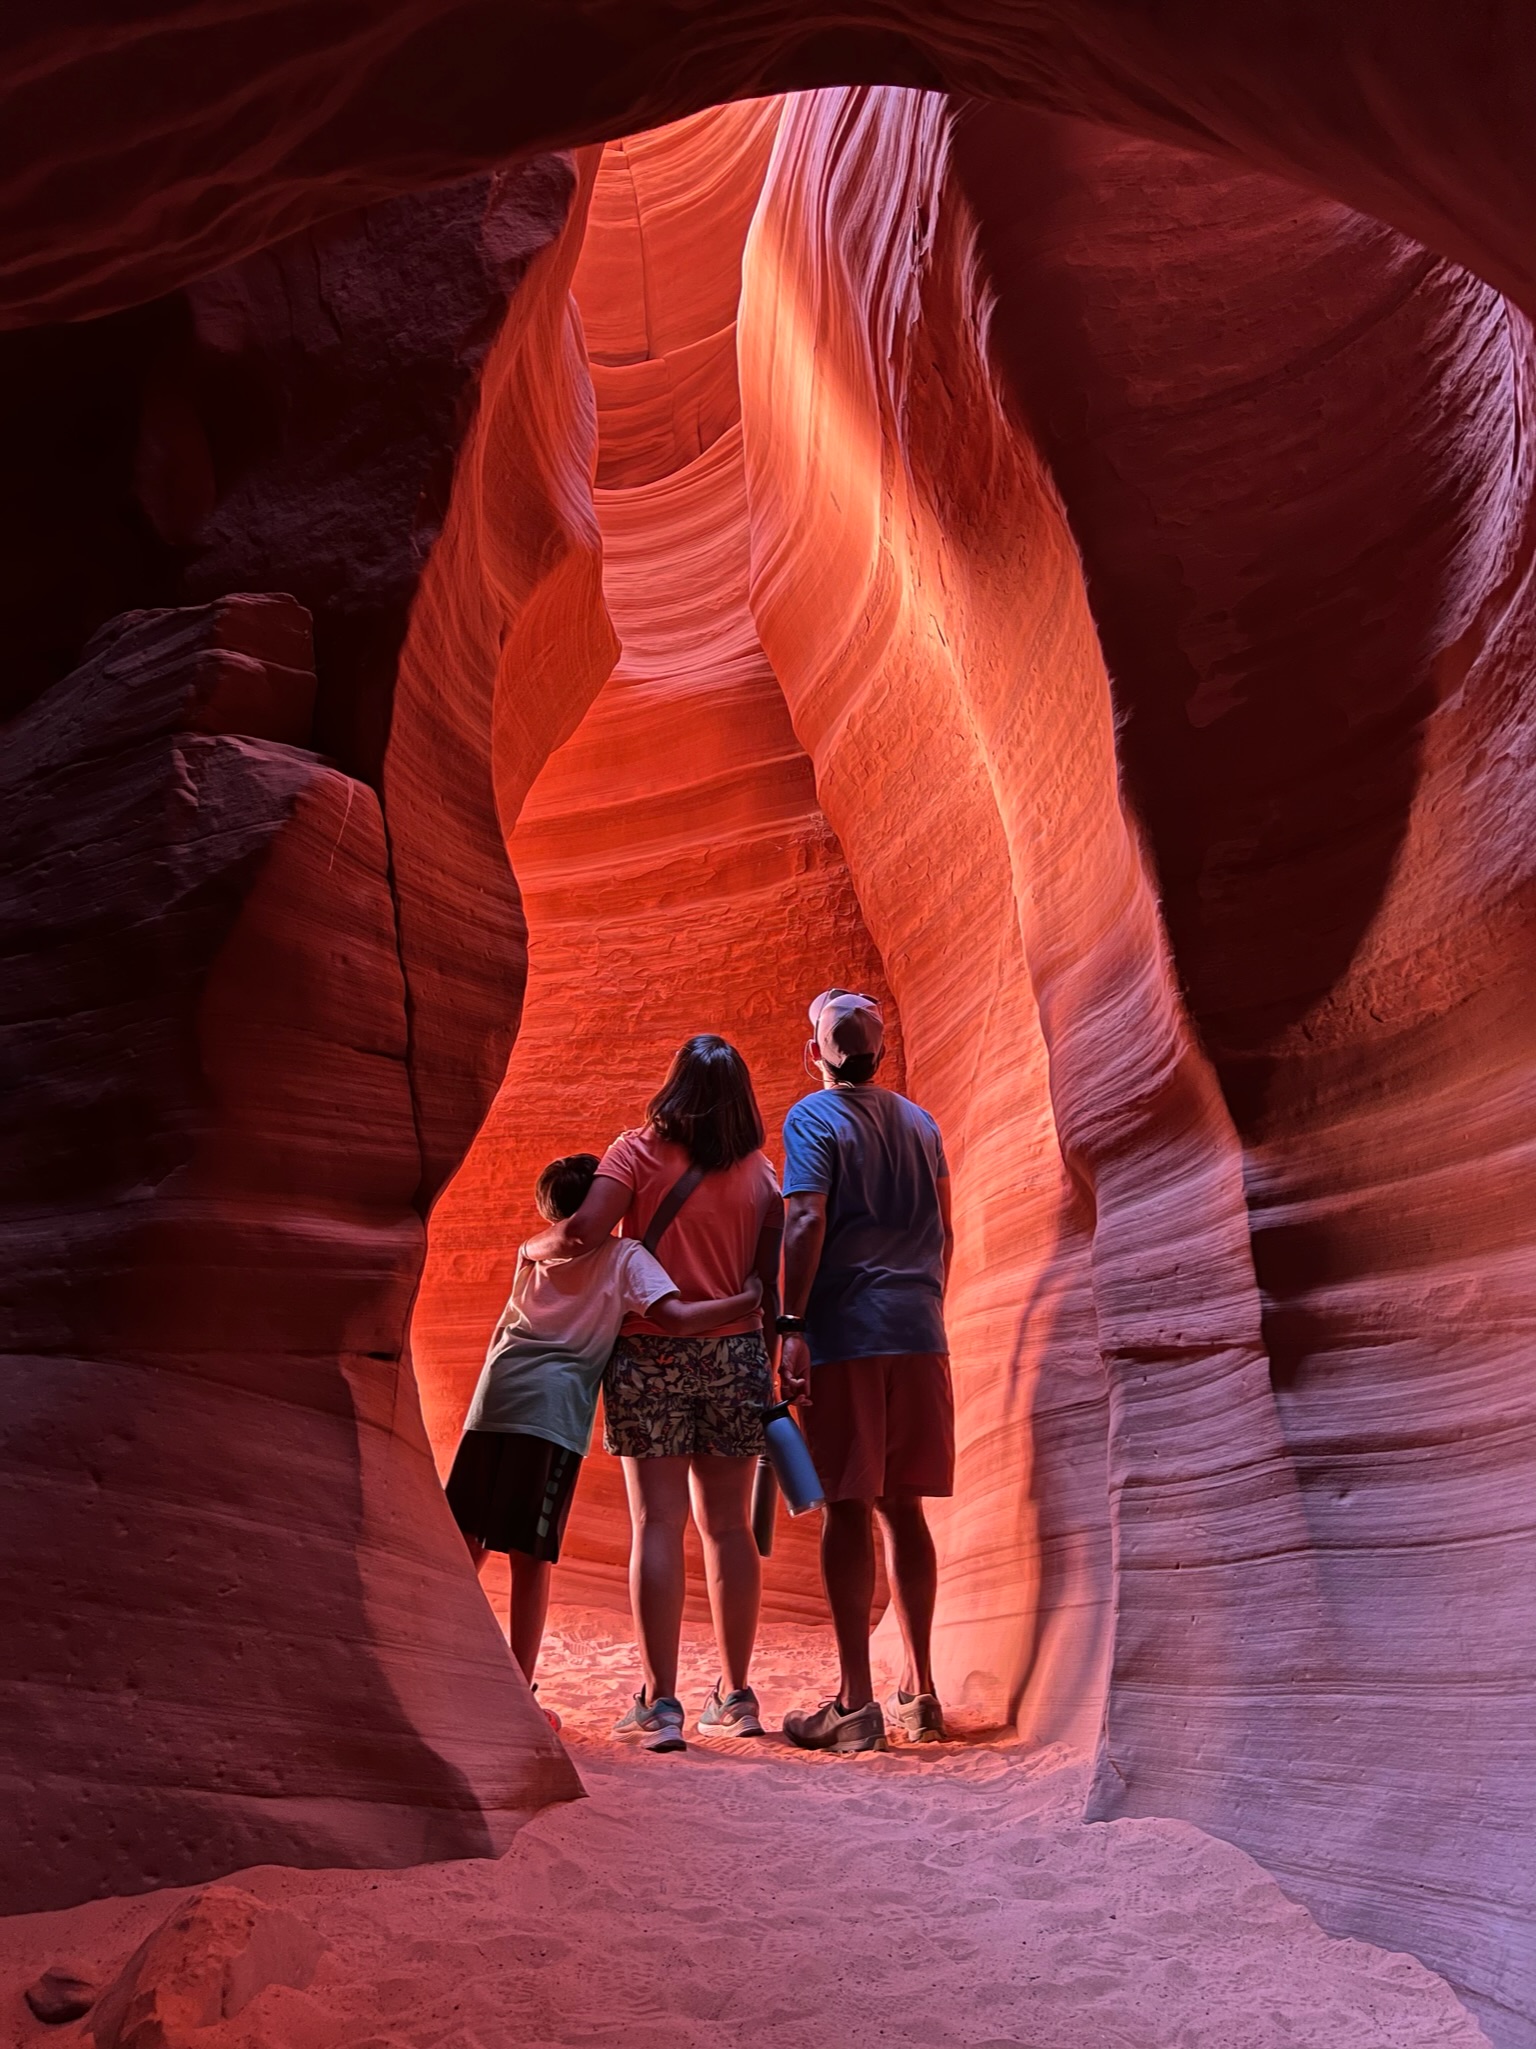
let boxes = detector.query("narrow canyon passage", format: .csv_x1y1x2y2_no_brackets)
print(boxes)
7,23,1536,2049
414,105,897,1621
412,96,1109,1727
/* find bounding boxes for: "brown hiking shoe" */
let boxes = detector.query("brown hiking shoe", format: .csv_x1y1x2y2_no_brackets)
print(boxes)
782,1699,887,1752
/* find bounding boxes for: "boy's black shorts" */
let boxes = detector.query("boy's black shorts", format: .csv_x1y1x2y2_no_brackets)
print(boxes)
445,1429,582,1563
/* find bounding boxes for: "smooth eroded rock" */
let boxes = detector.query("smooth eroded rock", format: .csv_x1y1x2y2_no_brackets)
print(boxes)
89,1887,322,2048
24,1967,98,2024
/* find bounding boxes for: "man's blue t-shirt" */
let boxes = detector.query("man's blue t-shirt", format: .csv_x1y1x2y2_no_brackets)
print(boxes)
781,1085,949,1366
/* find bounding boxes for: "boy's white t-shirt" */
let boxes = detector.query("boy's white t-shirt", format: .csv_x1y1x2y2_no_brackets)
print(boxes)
463,1237,676,1455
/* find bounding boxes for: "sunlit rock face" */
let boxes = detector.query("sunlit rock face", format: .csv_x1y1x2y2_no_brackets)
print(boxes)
6,18,1536,2041
733,91,1536,2040
412,105,897,1620
949,108,1536,2042
738,93,1120,1744
739,75,1309,1818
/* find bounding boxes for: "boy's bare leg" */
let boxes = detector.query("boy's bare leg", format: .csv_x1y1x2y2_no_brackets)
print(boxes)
508,1550,552,1682
689,1454,760,1694
875,1495,938,1698
821,1498,877,1709
623,1455,691,1701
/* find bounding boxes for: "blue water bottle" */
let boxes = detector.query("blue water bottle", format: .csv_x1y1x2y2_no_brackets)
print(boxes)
751,1456,778,1556
761,1401,825,1516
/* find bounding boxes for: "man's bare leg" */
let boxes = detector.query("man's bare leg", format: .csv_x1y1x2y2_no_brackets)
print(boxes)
821,1498,877,1708
875,1495,938,1697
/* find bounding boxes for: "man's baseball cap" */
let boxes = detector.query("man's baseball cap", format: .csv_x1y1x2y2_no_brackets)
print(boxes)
809,988,885,1069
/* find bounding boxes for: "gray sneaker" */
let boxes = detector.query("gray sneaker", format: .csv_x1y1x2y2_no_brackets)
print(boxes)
612,1691,687,1753
697,1683,764,1737
886,1689,946,1742
782,1699,887,1752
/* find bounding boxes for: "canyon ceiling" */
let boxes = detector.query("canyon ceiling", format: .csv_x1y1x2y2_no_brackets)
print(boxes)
2,9,1534,2047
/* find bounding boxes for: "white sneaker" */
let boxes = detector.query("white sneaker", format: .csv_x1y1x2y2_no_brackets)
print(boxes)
885,1689,946,1742
697,1683,765,1736
612,1691,687,1753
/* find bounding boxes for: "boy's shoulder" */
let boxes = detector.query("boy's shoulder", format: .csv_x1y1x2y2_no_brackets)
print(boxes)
521,1235,623,1283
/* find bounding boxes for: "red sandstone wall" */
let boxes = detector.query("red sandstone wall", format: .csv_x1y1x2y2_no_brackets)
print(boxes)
0,599,576,1915
732,92,1108,1737
412,104,899,1622
0,163,613,1914
739,88,1536,2044
7,5,1536,334
384,156,616,1198
7,17,1536,2038
950,106,1536,2042
738,86,1301,1765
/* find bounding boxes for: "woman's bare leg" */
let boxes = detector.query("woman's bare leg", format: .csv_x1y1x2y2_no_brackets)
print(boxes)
623,1455,691,1701
690,1454,761,1695
507,1550,553,1682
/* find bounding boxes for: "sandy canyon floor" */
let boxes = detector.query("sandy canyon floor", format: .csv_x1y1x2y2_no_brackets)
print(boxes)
3,1613,1489,2049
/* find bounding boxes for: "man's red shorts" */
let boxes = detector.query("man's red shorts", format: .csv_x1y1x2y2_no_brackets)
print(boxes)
802,1353,954,1504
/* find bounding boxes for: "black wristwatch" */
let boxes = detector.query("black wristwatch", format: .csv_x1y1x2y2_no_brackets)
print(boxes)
775,1314,806,1335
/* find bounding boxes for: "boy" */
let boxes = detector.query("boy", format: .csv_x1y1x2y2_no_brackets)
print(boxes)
445,1152,760,1724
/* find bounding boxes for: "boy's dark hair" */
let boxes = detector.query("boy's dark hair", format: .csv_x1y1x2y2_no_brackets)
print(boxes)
535,1152,601,1222
830,1049,881,1085
648,1035,764,1173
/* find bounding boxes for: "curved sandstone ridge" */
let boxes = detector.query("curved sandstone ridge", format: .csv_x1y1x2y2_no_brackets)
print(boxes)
0,598,578,1915
413,103,896,1621
5,5,1536,328
415,89,1534,2036
0,172,600,1912
4,32,1536,2049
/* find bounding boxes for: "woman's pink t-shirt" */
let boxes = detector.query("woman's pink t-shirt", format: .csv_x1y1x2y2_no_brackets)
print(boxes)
597,1127,782,1338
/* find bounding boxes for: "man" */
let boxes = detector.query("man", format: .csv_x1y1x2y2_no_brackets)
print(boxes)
776,988,955,1752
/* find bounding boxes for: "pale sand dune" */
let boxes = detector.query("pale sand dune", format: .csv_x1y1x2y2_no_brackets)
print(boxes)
2,1613,1489,2049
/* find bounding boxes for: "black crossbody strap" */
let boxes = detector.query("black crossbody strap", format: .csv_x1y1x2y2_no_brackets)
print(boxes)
641,1162,705,1254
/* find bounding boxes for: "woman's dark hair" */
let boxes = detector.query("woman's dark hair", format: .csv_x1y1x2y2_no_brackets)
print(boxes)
535,1152,600,1222
647,1036,764,1173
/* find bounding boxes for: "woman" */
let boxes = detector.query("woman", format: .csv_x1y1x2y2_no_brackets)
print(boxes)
526,1036,781,1752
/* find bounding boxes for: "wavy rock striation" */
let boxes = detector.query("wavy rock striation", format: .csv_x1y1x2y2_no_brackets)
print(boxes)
5,4,1536,334
4,16,1536,2043
413,105,896,1620
739,88,1536,2044
0,597,577,1915
949,107,1536,2043
0,163,602,1914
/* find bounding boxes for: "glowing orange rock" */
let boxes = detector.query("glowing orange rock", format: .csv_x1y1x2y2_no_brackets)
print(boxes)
740,86,1536,2041
413,105,896,1619
5,22,1536,2037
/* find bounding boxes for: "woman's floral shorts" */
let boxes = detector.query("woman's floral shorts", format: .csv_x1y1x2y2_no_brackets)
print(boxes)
603,1332,771,1459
